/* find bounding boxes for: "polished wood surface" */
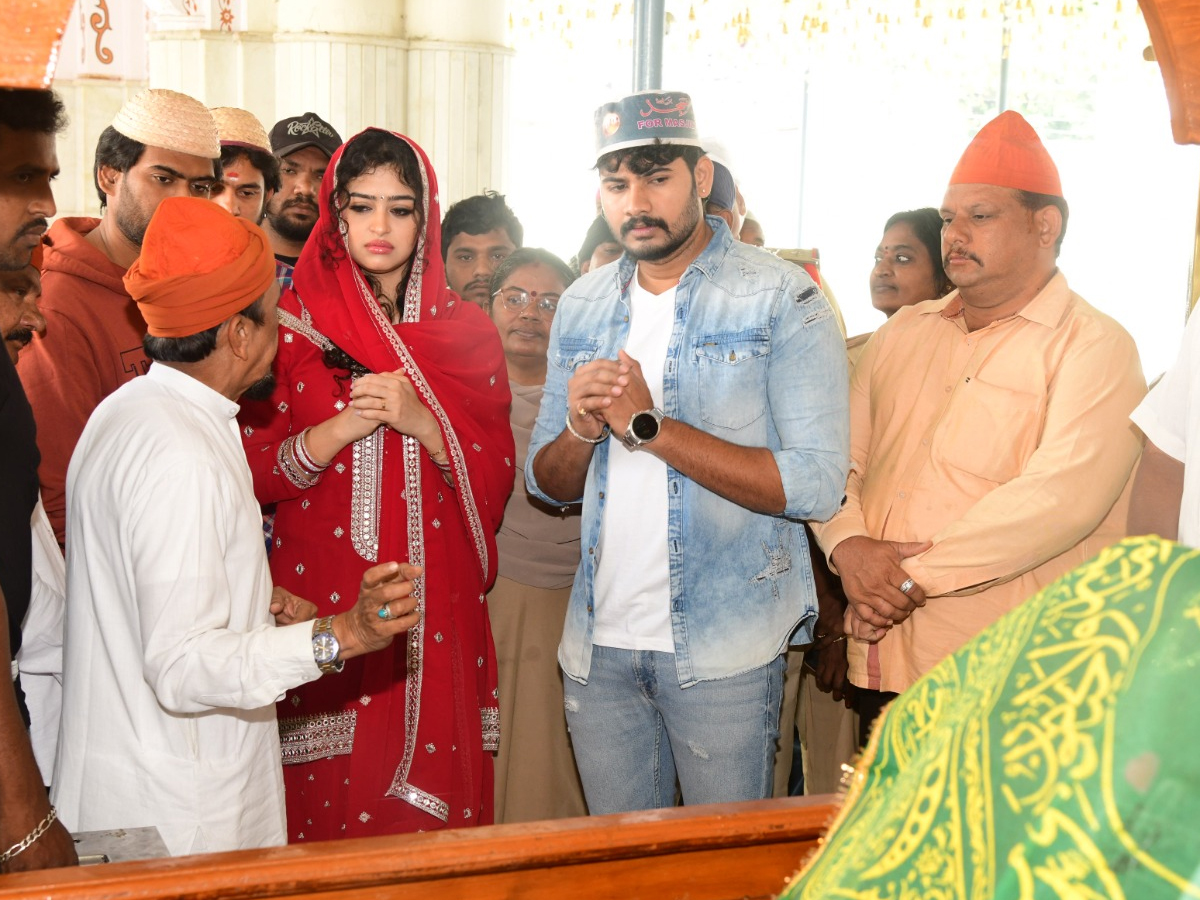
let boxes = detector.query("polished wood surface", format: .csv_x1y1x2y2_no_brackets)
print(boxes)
0,796,837,900
1141,0,1200,145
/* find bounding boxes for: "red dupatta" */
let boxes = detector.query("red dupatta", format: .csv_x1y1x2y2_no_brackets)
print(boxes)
289,128,512,586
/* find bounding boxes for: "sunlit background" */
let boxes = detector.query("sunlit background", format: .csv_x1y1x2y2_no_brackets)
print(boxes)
504,0,1200,379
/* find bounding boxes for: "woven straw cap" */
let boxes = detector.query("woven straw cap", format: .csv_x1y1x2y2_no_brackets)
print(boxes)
210,107,271,154
111,89,219,159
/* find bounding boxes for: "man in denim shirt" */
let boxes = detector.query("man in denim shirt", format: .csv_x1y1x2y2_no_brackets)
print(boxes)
525,91,850,813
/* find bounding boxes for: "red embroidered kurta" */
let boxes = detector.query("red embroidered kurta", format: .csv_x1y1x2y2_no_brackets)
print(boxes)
240,130,513,839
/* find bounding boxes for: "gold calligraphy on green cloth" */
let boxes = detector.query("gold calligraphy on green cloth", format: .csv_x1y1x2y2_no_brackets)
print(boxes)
781,537,1200,900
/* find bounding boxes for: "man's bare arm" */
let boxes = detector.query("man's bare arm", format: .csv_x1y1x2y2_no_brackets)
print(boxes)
530,358,625,503
1128,439,1183,540
643,417,785,514
0,587,76,873
531,428,600,503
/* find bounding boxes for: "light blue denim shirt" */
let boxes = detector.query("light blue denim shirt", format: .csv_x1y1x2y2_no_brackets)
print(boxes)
526,218,850,687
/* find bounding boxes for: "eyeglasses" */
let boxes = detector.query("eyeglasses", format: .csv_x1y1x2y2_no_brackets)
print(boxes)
492,288,560,315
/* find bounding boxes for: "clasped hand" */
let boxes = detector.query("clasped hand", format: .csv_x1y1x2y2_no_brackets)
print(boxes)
567,350,653,441
349,370,438,443
830,536,931,642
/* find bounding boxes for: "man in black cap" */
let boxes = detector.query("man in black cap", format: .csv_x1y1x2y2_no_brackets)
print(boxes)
526,90,849,815
264,112,342,269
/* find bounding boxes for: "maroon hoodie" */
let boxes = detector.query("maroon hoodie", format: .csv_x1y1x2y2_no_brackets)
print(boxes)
19,217,149,546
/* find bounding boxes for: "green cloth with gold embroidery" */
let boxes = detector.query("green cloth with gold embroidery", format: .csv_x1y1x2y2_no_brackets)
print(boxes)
781,537,1200,900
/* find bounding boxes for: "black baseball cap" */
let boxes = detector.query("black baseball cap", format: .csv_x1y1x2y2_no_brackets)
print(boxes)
269,112,342,159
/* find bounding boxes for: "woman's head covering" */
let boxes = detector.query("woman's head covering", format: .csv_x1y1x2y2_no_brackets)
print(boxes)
288,128,514,583
291,128,459,373
124,196,275,337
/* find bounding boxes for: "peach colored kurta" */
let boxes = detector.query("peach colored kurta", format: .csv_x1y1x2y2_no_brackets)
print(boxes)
812,272,1145,694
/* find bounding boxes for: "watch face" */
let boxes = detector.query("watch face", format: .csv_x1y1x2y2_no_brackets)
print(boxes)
313,632,338,664
631,412,659,441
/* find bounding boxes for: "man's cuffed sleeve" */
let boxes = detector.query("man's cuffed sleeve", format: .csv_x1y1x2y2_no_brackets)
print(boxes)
770,278,850,522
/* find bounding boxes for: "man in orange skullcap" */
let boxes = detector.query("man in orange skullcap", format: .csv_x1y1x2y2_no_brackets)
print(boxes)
811,111,1146,738
53,197,425,855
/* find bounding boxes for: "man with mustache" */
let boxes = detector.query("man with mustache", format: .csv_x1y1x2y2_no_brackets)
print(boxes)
19,89,222,547
52,197,422,855
441,191,523,308
811,111,1146,735
0,263,44,366
526,91,849,814
0,86,76,875
263,112,341,273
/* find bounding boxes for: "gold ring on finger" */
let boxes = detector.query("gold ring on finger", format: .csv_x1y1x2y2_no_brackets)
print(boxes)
578,405,587,418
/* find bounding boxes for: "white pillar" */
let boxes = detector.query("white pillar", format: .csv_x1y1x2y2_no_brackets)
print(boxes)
51,0,150,216
144,0,511,204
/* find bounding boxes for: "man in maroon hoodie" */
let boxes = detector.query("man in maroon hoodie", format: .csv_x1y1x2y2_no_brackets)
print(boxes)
19,89,220,546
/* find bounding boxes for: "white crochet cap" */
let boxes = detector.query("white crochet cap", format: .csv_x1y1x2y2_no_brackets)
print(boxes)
111,89,220,159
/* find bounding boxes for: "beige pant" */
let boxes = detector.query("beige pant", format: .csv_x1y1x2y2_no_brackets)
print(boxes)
487,576,587,823
774,646,859,797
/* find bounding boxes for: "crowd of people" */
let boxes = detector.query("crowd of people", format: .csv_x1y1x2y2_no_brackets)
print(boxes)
0,77,1195,876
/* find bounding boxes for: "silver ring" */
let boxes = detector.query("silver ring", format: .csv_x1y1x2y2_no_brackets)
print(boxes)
899,578,915,595
377,605,393,620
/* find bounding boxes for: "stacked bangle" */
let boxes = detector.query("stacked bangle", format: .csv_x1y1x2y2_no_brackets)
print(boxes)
278,428,328,488
565,411,611,445
294,428,329,475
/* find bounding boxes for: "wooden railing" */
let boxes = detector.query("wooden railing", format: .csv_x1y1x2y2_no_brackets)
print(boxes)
0,796,837,900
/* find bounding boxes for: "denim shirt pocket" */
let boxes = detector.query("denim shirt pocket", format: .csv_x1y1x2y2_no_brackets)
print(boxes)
691,328,771,430
553,336,602,372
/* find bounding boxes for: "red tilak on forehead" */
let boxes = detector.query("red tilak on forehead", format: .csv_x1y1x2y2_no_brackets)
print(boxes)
225,170,241,179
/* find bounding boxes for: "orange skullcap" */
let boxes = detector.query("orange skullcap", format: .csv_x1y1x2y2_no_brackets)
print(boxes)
124,196,276,338
948,110,1063,198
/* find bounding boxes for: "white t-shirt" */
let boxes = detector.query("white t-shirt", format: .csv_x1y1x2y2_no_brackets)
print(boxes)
1131,310,1200,546
592,273,676,651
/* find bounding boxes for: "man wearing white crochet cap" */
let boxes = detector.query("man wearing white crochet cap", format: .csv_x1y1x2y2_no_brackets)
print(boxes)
18,88,220,547
210,107,279,225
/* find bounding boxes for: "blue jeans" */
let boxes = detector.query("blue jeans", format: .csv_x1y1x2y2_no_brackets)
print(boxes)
563,647,785,814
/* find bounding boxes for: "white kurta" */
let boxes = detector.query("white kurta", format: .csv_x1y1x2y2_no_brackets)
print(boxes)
52,363,320,856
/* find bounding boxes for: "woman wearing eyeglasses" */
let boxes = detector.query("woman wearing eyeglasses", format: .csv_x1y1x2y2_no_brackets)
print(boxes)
239,129,514,838
485,248,588,823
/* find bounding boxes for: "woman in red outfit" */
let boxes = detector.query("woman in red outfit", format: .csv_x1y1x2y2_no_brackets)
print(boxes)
240,129,513,838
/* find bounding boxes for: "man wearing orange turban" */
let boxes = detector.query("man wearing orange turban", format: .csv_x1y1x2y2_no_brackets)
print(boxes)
53,197,427,855
811,111,1147,737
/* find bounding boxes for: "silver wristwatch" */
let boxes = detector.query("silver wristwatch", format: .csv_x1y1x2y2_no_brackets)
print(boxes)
622,407,664,448
311,615,344,674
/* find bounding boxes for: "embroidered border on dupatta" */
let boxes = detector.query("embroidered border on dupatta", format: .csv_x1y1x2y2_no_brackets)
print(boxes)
277,304,384,562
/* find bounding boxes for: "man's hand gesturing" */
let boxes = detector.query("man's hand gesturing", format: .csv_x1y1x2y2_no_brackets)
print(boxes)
333,561,423,659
